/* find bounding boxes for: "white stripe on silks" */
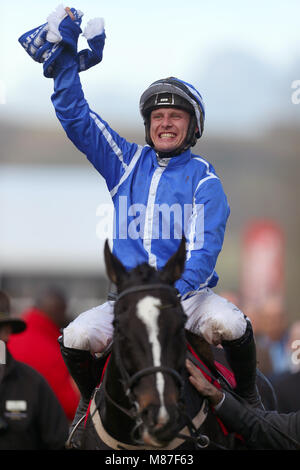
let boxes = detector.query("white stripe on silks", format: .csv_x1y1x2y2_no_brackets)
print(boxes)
186,199,204,261
195,173,218,190
193,157,219,191
183,158,219,294
185,157,217,261
186,199,197,262
198,269,215,289
143,166,167,268
110,146,143,198
180,270,215,301
90,112,128,171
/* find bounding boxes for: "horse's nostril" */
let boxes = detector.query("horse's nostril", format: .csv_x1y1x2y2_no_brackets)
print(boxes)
142,404,170,429
142,406,156,427
141,405,180,444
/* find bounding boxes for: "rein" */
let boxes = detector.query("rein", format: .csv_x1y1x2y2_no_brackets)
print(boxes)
116,283,180,301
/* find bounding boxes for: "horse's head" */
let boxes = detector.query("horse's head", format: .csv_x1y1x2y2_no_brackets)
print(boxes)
104,238,187,447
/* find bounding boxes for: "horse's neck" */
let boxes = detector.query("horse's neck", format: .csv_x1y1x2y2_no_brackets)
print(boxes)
102,351,136,441
185,330,217,373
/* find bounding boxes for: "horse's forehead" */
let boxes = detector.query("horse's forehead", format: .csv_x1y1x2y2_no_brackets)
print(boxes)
130,263,159,281
135,296,162,331
135,296,164,375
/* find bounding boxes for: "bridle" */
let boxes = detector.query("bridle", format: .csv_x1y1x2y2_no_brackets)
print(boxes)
91,283,300,451
104,284,184,413
102,283,210,448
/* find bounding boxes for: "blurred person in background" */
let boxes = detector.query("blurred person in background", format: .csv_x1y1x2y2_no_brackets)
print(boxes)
258,296,290,376
242,303,274,377
0,290,68,450
269,320,300,413
8,287,80,422
213,294,274,378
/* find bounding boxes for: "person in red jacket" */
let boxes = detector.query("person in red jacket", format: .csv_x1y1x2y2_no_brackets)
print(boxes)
8,287,80,422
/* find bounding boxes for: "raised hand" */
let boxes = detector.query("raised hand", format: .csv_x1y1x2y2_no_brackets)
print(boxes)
18,5,105,77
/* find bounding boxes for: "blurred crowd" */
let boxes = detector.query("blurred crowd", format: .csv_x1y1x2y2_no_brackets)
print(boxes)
221,291,300,414
251,301,300,414
0,286,299,450
0,287,80,450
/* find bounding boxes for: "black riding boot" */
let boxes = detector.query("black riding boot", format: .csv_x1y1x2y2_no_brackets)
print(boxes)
58,335,109,401
222,320,264,409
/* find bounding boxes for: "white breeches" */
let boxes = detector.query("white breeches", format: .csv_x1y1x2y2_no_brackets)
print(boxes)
63,288,248,354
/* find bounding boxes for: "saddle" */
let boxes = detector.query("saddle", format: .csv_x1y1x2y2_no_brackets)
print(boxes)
186,342,236,392
185,341,238,439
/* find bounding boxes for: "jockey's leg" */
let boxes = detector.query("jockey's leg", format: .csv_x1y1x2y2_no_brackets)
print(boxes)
182,289,263,408
221,320,264,408
60,301,114,399
63,301,114,353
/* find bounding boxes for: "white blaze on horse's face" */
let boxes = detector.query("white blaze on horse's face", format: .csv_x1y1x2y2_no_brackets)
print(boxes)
136,296,169,424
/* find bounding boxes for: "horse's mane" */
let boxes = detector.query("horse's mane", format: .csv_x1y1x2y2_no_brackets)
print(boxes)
185,330,217,373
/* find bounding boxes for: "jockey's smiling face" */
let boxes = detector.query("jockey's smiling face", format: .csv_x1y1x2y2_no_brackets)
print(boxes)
150,107,191,154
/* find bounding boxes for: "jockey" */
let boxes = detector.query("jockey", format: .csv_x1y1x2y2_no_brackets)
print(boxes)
19,6,262,408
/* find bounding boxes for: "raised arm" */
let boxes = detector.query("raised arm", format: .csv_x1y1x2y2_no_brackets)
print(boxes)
51,50,139,191
51,9,139,191
19,6,140,192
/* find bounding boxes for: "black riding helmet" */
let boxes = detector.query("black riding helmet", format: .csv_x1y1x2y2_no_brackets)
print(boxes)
139,77,205,157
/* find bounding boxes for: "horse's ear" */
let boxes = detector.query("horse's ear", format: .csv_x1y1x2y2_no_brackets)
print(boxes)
160,237,186,284
104,240,128,286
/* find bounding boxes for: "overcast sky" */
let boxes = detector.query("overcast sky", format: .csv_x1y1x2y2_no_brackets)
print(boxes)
1,0,300,131
1,1,300,274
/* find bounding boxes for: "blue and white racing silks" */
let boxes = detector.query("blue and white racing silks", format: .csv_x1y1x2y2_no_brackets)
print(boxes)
51,51,230,299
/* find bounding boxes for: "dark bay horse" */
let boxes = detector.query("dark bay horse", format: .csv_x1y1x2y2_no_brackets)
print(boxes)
71,239,276,450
